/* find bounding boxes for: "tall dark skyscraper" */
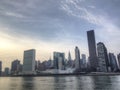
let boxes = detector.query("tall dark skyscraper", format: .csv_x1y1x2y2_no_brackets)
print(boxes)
75,46,81,70
0,61,2,76
87,30,98,71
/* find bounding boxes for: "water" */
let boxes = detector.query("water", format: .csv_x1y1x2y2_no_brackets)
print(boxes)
0,76,120,90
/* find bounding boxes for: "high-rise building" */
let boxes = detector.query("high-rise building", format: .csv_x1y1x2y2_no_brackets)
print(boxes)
97,42,109,72
81,54,87,69
109,53,118,72
75,46,81,70
23,49,36,74
53,52,65,70
81,54,86,65
0,61,2,76
68,51,72,67
11,59,20,74
87,30,98,71
117,53,120,69
4,67,10,76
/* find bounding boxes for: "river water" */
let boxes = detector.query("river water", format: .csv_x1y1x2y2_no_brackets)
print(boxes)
0,76,120,90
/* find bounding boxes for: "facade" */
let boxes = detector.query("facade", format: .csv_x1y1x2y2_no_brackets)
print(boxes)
23,49,36,74
87,30,98,71
97,42,109,72
109,53,118,72
11,59,20,74
0,61,2,76
117,53,120,69
75,46,81,70
53,52,65,70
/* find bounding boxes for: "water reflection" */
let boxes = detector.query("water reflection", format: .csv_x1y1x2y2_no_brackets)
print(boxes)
53,76,66,90
75,76,94,90
9,77,22,90
0,76,120,90
20,77,35,90
91,76,112,90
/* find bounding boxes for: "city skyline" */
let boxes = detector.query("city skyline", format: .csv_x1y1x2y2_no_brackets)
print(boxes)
0,0,120,70
0,30,119,72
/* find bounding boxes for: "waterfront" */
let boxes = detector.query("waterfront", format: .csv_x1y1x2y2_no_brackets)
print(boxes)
0,76,120,90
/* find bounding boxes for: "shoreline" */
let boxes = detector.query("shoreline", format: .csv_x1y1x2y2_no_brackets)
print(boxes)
1,72,120,77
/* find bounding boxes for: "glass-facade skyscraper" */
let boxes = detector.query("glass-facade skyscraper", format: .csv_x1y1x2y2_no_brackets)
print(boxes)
53,52,65,70
23,49,36,74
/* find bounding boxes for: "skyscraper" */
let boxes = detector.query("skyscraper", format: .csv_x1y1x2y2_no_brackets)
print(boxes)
109,53,118,72
4,67,10,76
81,54,87,69
87,30,98,71
117,53,120,69
11,59,20,74
0,61,2,76
53,52,65,70
68,51,72,67
75,46,81,70
23,49,36,74
97,42,109,72
81,54,86,65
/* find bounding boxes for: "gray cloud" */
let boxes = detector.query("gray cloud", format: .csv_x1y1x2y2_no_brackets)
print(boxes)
0,0,120,53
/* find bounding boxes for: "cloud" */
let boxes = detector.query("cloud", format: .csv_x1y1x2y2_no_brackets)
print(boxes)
0,11,25,18
60,0,120,34
61,0,103,25
61,0,120,54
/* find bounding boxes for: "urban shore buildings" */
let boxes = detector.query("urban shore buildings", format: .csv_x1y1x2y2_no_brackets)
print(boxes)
1,30,120,76
87,30,98,71
97,42,109,72
23,49,36,74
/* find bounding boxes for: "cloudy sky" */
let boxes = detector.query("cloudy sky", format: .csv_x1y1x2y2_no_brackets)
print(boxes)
0,0,120,70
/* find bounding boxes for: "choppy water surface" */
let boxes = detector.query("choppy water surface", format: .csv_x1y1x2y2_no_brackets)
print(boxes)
0,76,120,90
